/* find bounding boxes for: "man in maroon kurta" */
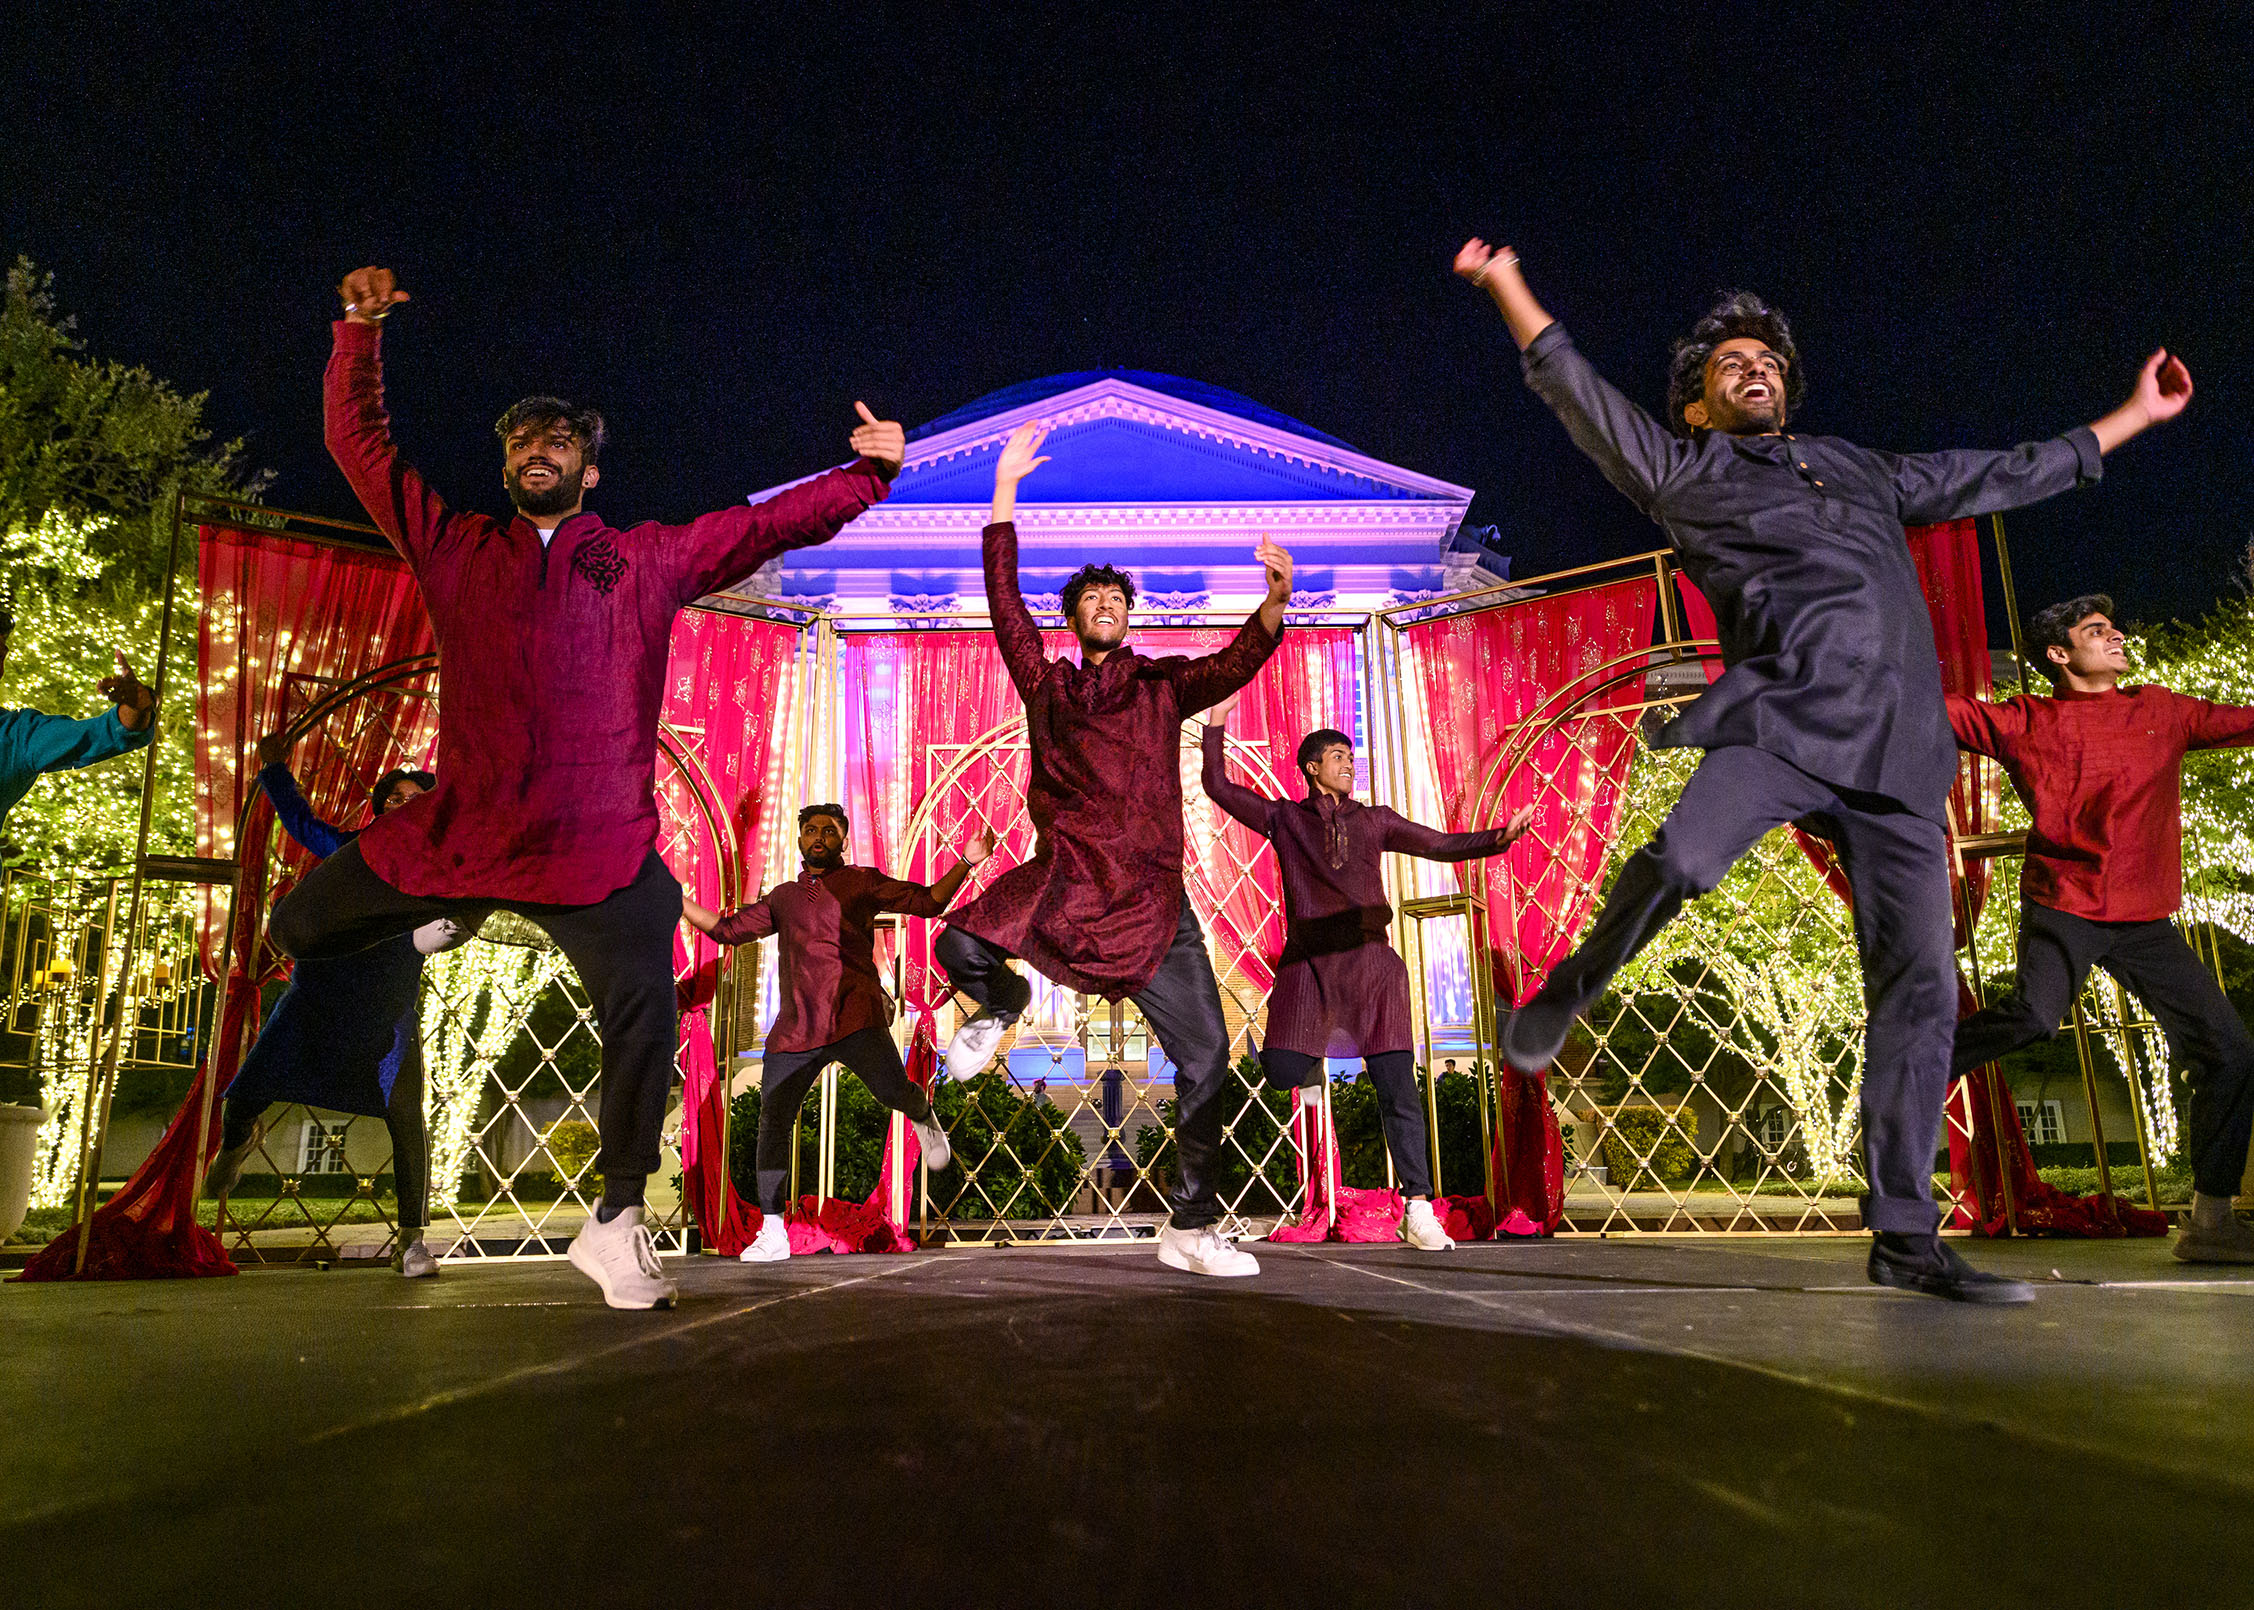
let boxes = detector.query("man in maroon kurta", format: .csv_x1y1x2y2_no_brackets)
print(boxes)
937,422,1293,1277
1202,715,1530,1248
685,804,990,1262
1948,594,2254,1263
269,265,904,1309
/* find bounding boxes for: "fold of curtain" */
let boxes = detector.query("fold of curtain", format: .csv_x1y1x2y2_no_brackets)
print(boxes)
1401,575,1659,1235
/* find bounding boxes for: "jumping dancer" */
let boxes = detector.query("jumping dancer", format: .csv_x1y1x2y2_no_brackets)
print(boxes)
0,610,155,833
1456,236,2191,1301
1949,595,2254,1263
270,266,904,1308
1200,700,1534,1248
682,804,993,1262
938,422,1293,1277
204,732,462,1277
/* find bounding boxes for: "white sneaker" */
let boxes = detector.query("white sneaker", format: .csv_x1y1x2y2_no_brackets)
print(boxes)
1400,1197,1455,1251
739,1214,791,1264
567,1206,679,1308
1158,1223,1260,1278
393,1235,441,1278
946,1014,1010,1081
910,1111,952,1172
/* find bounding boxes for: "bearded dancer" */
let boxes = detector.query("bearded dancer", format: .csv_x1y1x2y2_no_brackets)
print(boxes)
1457,236,2191,1302
1200,701,1534,1249
269,266,904,1309
682,804,993,1263
1949,596,2254,1263
937,422,1292,1278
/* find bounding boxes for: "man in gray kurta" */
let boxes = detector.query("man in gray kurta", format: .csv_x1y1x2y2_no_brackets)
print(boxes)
1454,237,2192,1302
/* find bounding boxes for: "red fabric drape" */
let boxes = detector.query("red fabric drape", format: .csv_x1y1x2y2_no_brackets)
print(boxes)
1403,575,1659,1234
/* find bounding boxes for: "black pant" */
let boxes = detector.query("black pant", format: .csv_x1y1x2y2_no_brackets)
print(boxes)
1955,897,2254,1198
1261,1047,1430,1199
939,901,1232,1230
269,843,683,1202
1527,745,1958,1234
221,1044,431,1229
754,1026,933,1214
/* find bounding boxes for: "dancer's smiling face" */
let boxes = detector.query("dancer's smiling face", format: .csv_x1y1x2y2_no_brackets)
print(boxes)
502,418,599,520
1688,337,1789,435
1072,584,1131,655
799,812,847,870
2049,611,2130,684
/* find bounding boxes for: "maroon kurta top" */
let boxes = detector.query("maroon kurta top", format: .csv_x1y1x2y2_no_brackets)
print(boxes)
709,865,947,1054
942,522,1282,999
1202,725,1513,1057
1948,685,2254,923
324,320,888,905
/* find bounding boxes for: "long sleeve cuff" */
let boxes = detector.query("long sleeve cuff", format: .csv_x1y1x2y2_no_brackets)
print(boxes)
2064,425,2103,488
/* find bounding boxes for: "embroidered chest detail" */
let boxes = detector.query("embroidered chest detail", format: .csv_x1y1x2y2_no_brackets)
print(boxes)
572,537,628,594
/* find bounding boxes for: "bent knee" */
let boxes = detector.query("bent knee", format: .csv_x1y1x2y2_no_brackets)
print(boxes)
1645,832,1734,900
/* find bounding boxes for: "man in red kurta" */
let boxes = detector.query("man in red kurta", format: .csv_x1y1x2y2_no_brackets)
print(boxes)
937,422,1292,1277
1950,594,2254,1263
685,804,990,1263
269,266,904,1309
1201,711,1531,1249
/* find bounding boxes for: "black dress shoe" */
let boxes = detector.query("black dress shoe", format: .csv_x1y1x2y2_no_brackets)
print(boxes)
1867,1232,2035,1304
1500,996,1575,1075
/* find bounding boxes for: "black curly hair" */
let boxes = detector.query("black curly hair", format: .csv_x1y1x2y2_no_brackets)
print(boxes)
2027,594,2115,684
1665,291,1805,437
799,802,850,834
494,395,608,464
1061,563,1137,621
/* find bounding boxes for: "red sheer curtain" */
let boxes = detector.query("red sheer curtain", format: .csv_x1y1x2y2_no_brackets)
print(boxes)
20,527,438,1281
1401,575,1659,1235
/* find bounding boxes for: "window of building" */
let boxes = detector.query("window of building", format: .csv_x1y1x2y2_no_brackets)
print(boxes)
300,1119,350,1175
1758,1105,1790,1152
2015,1099,2066,1146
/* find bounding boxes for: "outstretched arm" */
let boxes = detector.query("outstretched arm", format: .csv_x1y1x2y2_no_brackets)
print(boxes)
696,892,775,947
666,403,900,603
876,831,996,918
1170,537,1291,715
984,422,1054,700
1199,718,1278,836
1945,693,2025,760
1377,804,1536,862
325,267,456,570
1455,239,1691,517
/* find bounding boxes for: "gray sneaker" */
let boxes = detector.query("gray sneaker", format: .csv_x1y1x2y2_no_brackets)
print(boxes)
2173,1214,2254,1264
200,1123,264,1200
393,1236,441,1278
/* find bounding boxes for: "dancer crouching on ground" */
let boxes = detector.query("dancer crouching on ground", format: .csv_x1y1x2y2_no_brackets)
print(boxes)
269,266,905,1309
682,804,994,1262
1201,697,1534,1248
1455,235,2191,1302
1949,596,2254,1262
937,422,1293,1277
203,731,466,1277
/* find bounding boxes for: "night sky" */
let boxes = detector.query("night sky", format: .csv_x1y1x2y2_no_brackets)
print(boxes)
8,4,2249,633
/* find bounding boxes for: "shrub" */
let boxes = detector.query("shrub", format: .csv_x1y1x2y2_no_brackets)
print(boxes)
1600,1105,1695,1188
543,1119,600,1191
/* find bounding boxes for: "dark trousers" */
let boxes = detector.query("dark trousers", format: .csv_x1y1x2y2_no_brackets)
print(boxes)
1529,745,1958,1234
1261,1046,1430,1199
938,901,1232,1230
268,843,683,1202
221,1046,431,1229
755,1025,933,1214
1955,898,2254,1198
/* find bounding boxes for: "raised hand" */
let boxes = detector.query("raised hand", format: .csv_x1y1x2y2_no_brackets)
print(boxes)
1255,534,1295,604
2133,349,2193,426
254,727,294,769
959,828,998,867
1206,686,1244,726
997,421,1051,487
850,401,906,480
99,652,155,731
337,266,410,324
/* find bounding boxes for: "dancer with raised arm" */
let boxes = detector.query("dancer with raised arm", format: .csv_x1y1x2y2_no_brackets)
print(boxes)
1200,697,1535,1248
1456,236,2191,1301
1949,596,2254,1263
937,422,1293,1277
682,804,994,1263
0,609,156,834
268,266,905,1309
202,731,463,1277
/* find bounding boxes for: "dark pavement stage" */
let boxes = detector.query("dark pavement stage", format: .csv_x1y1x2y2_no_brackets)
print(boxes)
6,1236,2252,1607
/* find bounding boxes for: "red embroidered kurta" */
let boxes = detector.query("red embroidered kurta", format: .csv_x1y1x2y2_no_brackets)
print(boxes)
708,865,948,1054
943,521,1282,999
1202,725,1513,1056
324,319,888,905
1948,684,2254,922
